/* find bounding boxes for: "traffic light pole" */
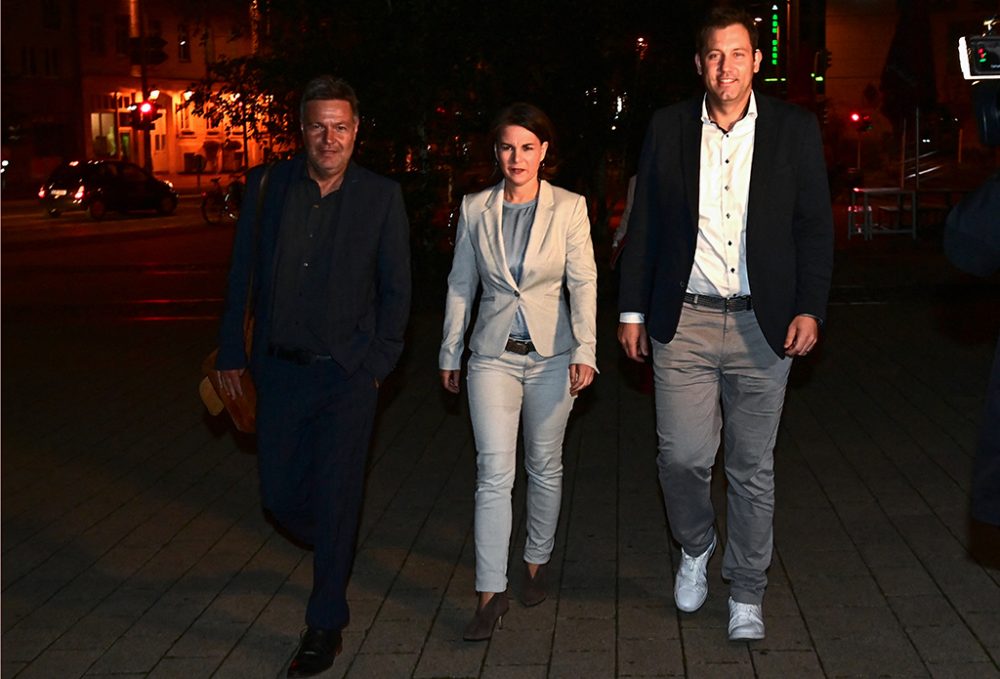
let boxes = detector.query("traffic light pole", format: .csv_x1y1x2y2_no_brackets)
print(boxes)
138,10,153,173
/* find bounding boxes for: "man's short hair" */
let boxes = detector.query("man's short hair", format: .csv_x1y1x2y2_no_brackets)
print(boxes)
300,76,360,121
696,6,759,54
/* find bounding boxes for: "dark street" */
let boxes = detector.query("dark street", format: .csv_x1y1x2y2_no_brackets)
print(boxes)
2,193,999,677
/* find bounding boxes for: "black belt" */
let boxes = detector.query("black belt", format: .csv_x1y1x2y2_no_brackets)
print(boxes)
268,344,335,365
504,338,536,355
683,293,753,312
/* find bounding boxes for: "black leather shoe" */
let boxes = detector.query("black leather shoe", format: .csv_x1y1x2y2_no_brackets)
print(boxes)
287,627,342,678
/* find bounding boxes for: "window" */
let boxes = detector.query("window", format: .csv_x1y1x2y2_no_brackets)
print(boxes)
177,100,191,130
21,47,37,75
43,48,60,77
178,23,191,63
91,112,117,157
41,0,60,29
115,15,130,56
89,14,106,56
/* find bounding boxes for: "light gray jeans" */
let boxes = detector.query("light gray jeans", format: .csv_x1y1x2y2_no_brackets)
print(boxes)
467,349,575,593
652,304,792,605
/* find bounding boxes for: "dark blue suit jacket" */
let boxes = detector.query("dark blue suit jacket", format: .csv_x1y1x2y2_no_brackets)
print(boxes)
618,93,834,357
216,155,411,382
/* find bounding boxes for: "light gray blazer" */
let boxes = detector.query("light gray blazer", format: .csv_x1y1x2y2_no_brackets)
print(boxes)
439,180,598,371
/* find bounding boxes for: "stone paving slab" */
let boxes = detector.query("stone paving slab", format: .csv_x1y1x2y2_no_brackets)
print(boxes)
3,261,1000,677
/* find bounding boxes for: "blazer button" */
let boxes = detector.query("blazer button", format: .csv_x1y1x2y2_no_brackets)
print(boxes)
514,291,520,297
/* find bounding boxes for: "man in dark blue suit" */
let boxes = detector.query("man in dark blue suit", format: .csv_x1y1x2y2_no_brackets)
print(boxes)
618,7,833,641
216,76,411,677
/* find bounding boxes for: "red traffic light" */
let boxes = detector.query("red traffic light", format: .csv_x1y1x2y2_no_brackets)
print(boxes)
139,101,154,114
850,111,872,133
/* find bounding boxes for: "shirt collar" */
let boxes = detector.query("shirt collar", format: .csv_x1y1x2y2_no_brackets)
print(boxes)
700,91,758,130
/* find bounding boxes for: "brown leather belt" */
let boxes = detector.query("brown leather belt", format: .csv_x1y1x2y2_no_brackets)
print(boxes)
683,293,753,312
504,338,536,355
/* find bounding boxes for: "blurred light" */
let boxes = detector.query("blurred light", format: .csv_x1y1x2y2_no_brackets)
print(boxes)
38,186,46,199
149,89,160,100
139,101,153,113
850,112,861,122
183,90,193,101
73,185,85,201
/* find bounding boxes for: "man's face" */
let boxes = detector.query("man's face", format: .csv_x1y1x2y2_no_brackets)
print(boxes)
301,99,358,181
695,23,761,112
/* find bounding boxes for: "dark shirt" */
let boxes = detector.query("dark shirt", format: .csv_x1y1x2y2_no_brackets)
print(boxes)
269,164,344,354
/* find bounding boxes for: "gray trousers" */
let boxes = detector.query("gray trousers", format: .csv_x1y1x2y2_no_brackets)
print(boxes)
651,303,792,605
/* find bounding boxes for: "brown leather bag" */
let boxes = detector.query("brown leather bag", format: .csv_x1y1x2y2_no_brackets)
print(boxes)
198,165,272,433
200,348,257,432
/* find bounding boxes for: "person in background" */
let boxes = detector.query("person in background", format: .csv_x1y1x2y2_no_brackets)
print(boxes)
439,102,598,641
944,171,1000,528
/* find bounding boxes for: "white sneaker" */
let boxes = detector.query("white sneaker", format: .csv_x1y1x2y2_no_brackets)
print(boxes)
728,597,765,641
673,535,716,612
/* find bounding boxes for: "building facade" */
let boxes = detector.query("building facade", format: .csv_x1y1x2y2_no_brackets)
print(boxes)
2,0,263,195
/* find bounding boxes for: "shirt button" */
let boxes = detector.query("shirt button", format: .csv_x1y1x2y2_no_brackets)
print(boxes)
514,291,520,297
728,241,733,246
730,268,736,273
726,213,731,219
303,262,310,268
724,185,729,191
725,159,729,164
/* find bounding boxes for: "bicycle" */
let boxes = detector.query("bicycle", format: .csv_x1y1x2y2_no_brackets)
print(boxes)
201,174,244,224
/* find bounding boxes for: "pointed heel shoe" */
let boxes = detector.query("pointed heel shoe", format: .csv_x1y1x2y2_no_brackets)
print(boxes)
520,562,547,607
463,591,509,641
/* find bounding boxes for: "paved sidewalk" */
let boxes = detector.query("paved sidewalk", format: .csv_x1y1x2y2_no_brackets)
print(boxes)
3,237,1000,678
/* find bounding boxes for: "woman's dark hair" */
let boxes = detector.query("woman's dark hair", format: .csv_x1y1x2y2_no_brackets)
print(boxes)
490,102,558,179
696,6,759,55
299,75,360,121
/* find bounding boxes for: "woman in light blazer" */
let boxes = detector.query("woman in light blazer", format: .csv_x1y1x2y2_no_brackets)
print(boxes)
439,103,598,640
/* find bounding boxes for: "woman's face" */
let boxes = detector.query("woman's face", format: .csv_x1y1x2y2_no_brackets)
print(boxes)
496,125,548,192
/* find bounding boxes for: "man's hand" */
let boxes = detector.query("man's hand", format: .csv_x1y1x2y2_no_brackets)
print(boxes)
784,315,820,357
217,368,246,400
569,364,596,396
618,322,650,362
440,369,461,394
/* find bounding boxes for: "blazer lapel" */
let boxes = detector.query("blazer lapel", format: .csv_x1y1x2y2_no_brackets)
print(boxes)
746,94,776,231
481,182,518,288
681,98,703,235
521,181,555,278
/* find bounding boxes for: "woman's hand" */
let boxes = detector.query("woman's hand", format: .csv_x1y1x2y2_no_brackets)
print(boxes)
441,369,462,394
569,364,595,396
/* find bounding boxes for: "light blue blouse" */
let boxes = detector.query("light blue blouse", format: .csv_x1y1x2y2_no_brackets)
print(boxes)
502,199,537,341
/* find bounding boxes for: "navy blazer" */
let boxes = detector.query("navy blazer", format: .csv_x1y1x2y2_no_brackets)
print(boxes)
216,155,411,382
618,93,834,358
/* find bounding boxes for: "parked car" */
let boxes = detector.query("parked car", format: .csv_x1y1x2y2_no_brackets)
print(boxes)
38,160,178,219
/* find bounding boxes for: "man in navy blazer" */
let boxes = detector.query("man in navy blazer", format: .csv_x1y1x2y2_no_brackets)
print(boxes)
618,7,833,641
216,77,410,677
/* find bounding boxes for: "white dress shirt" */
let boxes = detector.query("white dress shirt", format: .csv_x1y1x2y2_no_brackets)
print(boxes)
620,92,757,324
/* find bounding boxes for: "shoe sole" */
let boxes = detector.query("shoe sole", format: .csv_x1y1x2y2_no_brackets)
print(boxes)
729,630,766,641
